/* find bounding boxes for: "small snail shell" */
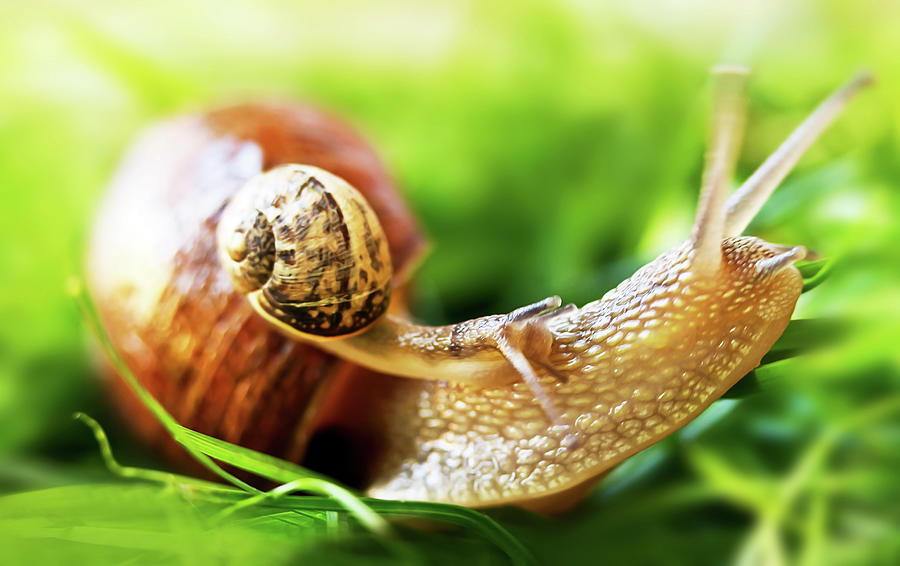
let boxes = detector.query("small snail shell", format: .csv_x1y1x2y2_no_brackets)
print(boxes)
217,165,393,338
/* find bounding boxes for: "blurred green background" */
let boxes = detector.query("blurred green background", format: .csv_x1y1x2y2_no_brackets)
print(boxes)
1,0,898,564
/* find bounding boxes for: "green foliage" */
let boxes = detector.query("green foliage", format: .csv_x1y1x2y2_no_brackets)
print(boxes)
1,0,899,564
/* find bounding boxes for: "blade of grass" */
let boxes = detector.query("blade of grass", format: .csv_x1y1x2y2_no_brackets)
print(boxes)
76,412,392,535
366,501,539,566
172,427,335,485
214,479,390,535
74,412,233,493
797,258,835,293
760,318,846,366
249,497,540,566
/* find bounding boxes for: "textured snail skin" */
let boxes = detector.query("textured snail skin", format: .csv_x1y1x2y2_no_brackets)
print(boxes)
363,238,803,509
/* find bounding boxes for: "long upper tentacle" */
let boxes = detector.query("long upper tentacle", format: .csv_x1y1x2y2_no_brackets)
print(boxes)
689,65,749,277
724,71,874,236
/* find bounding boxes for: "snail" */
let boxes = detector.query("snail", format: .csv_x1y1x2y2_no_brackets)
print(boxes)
88,68,870,513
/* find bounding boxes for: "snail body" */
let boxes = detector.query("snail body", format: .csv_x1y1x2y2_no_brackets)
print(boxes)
89,70,869,512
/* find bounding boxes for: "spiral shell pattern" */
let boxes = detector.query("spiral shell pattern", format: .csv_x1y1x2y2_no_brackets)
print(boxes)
218,164,393,337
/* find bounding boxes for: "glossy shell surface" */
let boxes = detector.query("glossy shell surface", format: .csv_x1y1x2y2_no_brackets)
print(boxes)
88,102,424,466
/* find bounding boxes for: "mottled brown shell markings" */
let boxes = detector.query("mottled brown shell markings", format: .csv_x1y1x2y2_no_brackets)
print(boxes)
218,164,393,337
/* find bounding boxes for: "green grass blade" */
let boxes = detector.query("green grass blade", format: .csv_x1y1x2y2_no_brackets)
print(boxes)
760,318,846,366
797,258,835,293
724,317,845,399
214,479,391,535
172,427,336,485
233,496,540,566
74,412,234,493
366,501,540,566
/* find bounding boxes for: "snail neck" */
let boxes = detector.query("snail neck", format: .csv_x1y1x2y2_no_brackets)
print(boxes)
314,314,518,386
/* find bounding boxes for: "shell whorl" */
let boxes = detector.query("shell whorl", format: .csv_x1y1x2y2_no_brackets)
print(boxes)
217,164,393,338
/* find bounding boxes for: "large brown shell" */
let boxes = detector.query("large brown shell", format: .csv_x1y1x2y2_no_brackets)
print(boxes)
88,102,425,474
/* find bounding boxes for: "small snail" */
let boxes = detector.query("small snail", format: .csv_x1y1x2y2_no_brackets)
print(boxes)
89,68,870,512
